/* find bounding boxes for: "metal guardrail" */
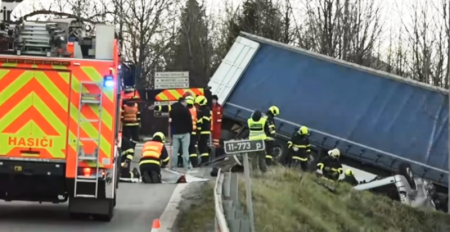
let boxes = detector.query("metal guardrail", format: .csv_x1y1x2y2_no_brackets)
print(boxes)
214,155,260,231
215,169,253,232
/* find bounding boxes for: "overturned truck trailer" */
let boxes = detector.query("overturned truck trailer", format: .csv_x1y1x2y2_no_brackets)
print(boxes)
209,32,449,188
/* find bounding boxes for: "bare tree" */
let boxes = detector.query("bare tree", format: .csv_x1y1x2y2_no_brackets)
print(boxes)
399,0,448,87
299,0,383,67
112,0,177,89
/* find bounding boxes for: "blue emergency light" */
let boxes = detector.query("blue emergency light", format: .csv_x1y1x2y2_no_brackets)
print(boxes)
103,75,114,87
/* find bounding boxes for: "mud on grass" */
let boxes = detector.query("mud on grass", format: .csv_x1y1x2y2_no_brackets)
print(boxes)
176,182,215,232
238,167,450,232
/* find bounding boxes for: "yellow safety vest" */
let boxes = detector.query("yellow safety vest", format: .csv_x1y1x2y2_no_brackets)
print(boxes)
247,117,267,141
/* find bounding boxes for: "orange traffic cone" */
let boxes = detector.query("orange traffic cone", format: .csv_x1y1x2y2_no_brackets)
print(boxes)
176,174,186,183
151,219,161,232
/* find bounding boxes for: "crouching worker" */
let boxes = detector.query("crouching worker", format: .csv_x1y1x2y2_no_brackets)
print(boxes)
119,137,140,182
139,132,170,183
287,126,311,171
316,148,343,181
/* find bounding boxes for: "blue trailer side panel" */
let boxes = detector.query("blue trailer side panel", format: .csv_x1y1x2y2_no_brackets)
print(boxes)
223,36,449,185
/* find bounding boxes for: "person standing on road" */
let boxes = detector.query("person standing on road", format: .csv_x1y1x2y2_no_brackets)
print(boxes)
185,95,199,167
195,95,212,165
247,110,270,173
168,97,192,171
139,132,170,183
148,97,193,171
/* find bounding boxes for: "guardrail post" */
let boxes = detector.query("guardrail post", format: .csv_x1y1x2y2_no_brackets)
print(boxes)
230,172,239,205
223,172,231,198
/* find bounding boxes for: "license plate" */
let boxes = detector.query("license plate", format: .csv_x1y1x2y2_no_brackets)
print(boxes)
14,166,22,171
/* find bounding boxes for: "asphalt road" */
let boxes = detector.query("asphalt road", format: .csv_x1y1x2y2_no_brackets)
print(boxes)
0,143,178,232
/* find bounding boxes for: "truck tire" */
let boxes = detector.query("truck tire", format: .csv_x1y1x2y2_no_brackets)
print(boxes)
399,162,416,190
93,199,114,222
274,139,288,163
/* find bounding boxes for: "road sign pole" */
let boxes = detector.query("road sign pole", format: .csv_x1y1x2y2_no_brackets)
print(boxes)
243,152,255,232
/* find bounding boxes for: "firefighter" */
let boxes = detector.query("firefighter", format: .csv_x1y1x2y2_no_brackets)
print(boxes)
265,106,279,165
287,126,311,171
121,101,140,149
247,110,270,173
211,95,223,149
343,169,359,186
119,137,140,182
186,95,199,167
139,132,170,183
316,148,343,181
195,95,211,165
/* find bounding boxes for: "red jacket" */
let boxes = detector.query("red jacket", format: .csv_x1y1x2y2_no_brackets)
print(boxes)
212,103,223,147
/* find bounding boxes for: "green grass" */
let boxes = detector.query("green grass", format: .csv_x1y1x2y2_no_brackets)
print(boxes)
238,167,450,232
177,182,215,232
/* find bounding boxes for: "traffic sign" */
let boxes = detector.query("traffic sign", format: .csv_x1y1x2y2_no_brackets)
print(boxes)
224,140,265,154
155,71,189,89
153,101,176,117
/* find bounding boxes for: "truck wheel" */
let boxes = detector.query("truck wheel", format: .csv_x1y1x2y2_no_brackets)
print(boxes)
69,212,88,220
274,139,288,163
399,162,416,190
93,199,114,222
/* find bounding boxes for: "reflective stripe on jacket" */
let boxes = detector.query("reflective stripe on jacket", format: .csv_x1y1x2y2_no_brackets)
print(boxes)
140,141,163,166
247,117,268,140
189,106,197,133
122,104,139,123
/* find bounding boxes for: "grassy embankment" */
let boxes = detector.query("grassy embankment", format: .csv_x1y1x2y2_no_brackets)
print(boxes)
177,167,450,232
240,167,450,232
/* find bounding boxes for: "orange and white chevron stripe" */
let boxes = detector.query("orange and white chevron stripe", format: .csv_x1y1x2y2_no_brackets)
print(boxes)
155,88,204,101
0,59,118,178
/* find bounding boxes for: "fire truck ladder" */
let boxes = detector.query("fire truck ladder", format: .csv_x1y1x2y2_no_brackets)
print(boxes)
74,81,104,198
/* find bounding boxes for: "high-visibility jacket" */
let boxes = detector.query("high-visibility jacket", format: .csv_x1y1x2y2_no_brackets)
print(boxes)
189,106,197,134
264,115,276,140
121,103,140,126
139,141,169,166
247,117,268,141
197,105,211,134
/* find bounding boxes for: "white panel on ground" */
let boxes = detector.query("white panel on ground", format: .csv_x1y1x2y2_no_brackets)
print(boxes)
208,36,260,105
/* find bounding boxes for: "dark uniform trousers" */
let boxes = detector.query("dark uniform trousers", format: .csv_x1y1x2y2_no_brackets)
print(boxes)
265,139,274,165
120,140,134,179
123,126,139,148
189,133,198,167
140,163,161,183
198,134,210,164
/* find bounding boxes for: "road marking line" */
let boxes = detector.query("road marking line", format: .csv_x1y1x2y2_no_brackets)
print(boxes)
158,183,188,232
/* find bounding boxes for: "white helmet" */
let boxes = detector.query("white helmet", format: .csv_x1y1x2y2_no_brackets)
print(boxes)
328,148,340,158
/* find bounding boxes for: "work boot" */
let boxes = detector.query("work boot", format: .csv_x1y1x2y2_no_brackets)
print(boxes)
142,172,152,183
132,168,140,179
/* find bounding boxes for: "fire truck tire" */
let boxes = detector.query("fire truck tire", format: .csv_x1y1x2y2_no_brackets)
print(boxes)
93,199,114,222
69,212,88,220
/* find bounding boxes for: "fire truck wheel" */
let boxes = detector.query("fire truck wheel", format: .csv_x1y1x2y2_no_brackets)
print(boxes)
93,199,114,222
69,212,88,220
